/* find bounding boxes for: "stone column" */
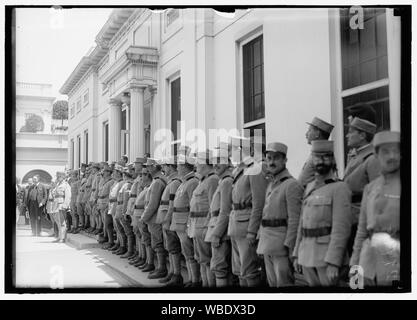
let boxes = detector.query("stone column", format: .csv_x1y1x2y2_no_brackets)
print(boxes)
129,86,146,159
149,86,157,156
109,98,122,162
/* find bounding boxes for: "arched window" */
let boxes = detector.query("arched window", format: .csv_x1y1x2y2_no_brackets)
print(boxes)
22,169,52,184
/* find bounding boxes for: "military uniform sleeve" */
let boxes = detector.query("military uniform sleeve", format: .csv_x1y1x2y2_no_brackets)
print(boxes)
63,183,71,209
247,172,268,235
122,182,132,214
207,177,219,207
212,178,233,239
164,180,181,225
324,182,352,267
142,180,165,222
284,180,304,253
186,179,199,202
350,183,371,266
366,155,381,183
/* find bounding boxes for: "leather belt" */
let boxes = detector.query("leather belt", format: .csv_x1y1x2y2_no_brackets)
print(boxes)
99,196,107,199
130,194,137,198
352,194,362,203
135,205,144,209
109,198,117,203
160,200,169,205
301,227,332,237
174,207,190,213
261,219,287,227
117,201,123,205
211,210,220,217
92,189,96,192
233,203,252,210
190,211,208,218
86,186,91,189
55,196,64,199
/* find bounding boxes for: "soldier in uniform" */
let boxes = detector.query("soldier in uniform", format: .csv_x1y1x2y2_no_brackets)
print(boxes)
105,164,125,251
86,163,101,233
141,158,168,279
298,117,334,188
77,166,89,230
134,167,153,270
188,150,219,287
344,117,381,256
82,164,94,231
257,142,304,287
170,147,200,287
50,171,71,243
97,163,114,246
68,170,80,234
350,131,401,286
293,140,352,286
205,144,234,287
227,136,268,287
156,155,182,285
91,162,106,235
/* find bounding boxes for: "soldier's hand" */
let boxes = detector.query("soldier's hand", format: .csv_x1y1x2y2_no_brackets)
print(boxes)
326,264,339,285
246,232,257,247
293,258,302,274
211,236,220,248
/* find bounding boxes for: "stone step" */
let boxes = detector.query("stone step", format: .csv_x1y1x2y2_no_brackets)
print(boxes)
66,232,102,250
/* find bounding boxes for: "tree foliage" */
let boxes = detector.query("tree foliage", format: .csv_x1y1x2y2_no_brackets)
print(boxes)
52,100,68,120
19,114,45,133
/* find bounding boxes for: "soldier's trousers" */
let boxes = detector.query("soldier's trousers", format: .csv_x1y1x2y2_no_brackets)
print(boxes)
132,216,141,251
211,240,231,279
193,234,212,267
163,228,181,255
138,219,151,247
263,255,294,287
70,202,78,229
52,209,67,241
177,231,196,262
230,236,261,285
120,214,134,249
114,210,126,247
104,212,114,244
98,204,108,236
89,202,97,229
77,202,86,226
147,222,166,254
302,266,334,287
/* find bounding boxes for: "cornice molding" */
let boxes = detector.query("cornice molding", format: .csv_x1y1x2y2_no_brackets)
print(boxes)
109,9,144,49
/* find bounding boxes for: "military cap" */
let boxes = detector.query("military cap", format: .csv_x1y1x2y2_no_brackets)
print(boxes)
265,142,288,155
114,164,124,173
71,170,79,176
91,162,100,169
373,131,400,148
56,171,66,177
145,158,159,166
103,164,113,172
123,167,133,177
347,117,377,135
134,157,147,164
80,163,88,168
311,140,334,154
306,117,334,134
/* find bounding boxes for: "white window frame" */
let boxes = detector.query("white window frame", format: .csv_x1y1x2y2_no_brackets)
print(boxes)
121,105,130,159
76,99,82,113
83,89,89,106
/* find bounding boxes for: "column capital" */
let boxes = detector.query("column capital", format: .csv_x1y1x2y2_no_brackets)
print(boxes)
130,85,146,93
149,85,158,96
108,98,122,107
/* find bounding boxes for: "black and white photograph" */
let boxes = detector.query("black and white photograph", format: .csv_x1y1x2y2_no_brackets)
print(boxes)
4,2,412,298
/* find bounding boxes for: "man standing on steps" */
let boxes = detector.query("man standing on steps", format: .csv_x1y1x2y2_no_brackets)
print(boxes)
68,170,80,233
50,171,71,243
91,162,106,235
298,117,334,188
27,174,48,236
97,163,114,246
293,140,352,286
81,165,93,231
156,155,182,285
188,150,219,288
141,158,168,279
86,163,101,234
76,164,87,230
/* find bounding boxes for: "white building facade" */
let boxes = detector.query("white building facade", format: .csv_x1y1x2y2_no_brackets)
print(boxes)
61,8,401,177
16,82,68,183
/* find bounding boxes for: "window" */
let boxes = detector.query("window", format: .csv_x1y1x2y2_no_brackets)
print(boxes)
84,130,89,164
243,35,264,124
76,99,81,113
166,9,180,27
70,139,74,169
339,8,390,164
83,90,89,106
170,77,181,140
70,104,75,118
103,121,109,162
77,135,81,168
121,108,129,158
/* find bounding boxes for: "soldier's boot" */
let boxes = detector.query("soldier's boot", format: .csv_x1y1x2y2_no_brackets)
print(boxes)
239,277,248,287
102,242,113,250
166,254,184,287
98,234,108,244
148,252,168,279
136,244,148,267
200,264,208,287
128,251,139,261
246,276,261,288
72,217,80,234
183,260,193,287
109,243,120,252
189,260,202,287
78,215,85,230
206,266,216,288
159,254,174,283
215,277,229,288
141,247,155,272
121,236,135,259
116,246,127,255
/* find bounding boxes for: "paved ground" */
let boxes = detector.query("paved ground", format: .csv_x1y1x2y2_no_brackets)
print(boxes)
15,226,146,288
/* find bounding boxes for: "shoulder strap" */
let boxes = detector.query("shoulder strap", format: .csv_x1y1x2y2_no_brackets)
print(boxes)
155,177,167,187
303,179,338,200
233,168,244,185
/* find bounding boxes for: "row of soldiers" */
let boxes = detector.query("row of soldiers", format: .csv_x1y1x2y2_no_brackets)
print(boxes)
61,115,400,288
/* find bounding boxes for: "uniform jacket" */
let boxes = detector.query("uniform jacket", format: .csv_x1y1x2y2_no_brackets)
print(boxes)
77,177,87,203
70,179,79,204
90,174,102,202
350,172,400,279
108,178,123,216
126,176,142,216
344,144,381,224
97,177,114,210
133,184,150,218
257,168,304,256
227,158,268,238
205,168,233,242
28,182,48,207
156,172,182,229
298,155,315,188
49,180,71,212
142,172,167,224
170,171,199,232
82,173,95,203
115,179,130,218
188,171,219,238
293,172,352,267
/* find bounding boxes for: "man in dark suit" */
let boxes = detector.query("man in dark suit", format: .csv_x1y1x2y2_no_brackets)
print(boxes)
27,174,48,236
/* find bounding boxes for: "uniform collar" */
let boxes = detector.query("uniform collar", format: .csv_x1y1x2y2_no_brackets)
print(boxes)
219,168,233,179
166,171,178,182
182,171,195,182
314,171,336,184
272,168,291,183
242,156,254,167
